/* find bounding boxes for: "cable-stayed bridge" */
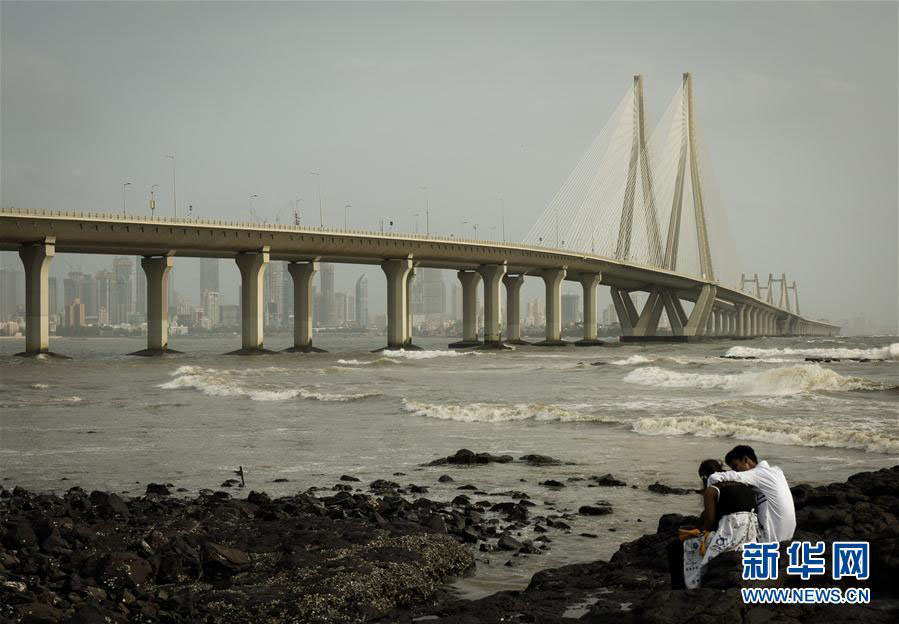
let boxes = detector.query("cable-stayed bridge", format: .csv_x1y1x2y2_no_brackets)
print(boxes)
1,73,837,356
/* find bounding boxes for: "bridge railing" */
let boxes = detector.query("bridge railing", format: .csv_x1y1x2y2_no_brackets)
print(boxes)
1,206,833,324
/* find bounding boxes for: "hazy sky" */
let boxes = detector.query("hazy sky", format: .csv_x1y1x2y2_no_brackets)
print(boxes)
2,1,896,329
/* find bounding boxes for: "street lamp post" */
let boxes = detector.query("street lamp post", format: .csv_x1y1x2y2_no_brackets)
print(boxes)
413,213,420,233
149,184,158,216
294,198,303,225
249,194,259,220
460,220,468,238
310,172,323,227
418,185,429,235
122,182,132,215
473,223,479,239
165,155,177,217
344,204,351,229
494,196,505,242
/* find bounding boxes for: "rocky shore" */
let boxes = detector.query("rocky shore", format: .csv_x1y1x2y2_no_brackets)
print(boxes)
2,457,896,623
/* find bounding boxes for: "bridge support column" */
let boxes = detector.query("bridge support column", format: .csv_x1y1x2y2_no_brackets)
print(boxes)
450,270,482,348
406,267,416,346
229,250,271,354
684,285,716,337
502,274,526,345
16,239,57,357
575,273,603,346
610,287,639,337
536,268,568,346
729,311,737,336
632,290,665,337
478,263,507,347
285,261,326,353
734,305,745,337
662,291,687,336
130,256,179,356
380,258,415,350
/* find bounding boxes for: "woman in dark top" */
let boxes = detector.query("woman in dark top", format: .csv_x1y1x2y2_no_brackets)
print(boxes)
682,459,762,588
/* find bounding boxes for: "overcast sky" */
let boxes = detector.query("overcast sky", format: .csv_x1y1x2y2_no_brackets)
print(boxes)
1,1,896,330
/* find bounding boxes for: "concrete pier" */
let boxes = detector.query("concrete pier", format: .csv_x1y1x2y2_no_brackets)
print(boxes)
285,261,326,353
381,258,415,350
450,270,482,348
478,263,507,347
502,274,527,345
406,267,416,347
610,287,638,337
536,268,567,346
229,250,272,354
575,272,603,345
131,256,180,356
16,239,58,357
684,285,716,337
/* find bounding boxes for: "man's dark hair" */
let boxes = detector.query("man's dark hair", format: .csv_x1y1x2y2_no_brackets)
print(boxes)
725,445,758,465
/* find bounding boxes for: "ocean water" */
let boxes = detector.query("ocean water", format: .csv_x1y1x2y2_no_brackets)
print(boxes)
1,334,897,597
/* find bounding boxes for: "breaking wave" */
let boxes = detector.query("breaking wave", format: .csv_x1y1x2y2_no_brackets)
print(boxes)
622,364,892,395
400,398,898,454
724,343,899,361
610,354,692,366
631,414,899,454
336,357,401,367
380,349,483,360
160,366,378,402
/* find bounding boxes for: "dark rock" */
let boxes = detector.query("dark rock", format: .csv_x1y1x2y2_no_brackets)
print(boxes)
145,482,171,496
369,479,401,492
519,454,562,466
339,475,360,482
648,482,696,495
497,533,523,551
100,552,153,589
427,448,514,466
438,474,454,483
592,473,627,487
539,479,566,488
579,503,613,516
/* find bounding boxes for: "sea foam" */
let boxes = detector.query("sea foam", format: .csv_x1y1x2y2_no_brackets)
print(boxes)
724,342,898,361
160,367,378,402
622,364,891,395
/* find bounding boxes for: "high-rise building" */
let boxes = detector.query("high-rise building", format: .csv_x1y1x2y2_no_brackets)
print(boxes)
264,261,284,327
203,291,221,327
64,271,97,319
95,270,112,325
411,268,446,316
354,275,368,328
200,258,220,306
48,277,58,320
0,269,21,321
334,292,347,326
602,303,618,326
134,258,146,319
319,263,335,326
449,282,461,321
282,266,293,328
66,299,86,327
561,293,580,327
111,257,133,325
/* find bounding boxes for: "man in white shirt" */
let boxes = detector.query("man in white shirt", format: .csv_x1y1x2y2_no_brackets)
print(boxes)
706,445,796,543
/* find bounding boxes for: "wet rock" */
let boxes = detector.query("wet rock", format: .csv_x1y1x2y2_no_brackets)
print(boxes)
427,448,514,466
497,533,523,551
519,454,562,466
145,482,171,496
591,473,627,487
648,482,697,495
369,479,401,492
100,552,153,590
540,479,566,488
579,502,614,515
247,490,271,506
89,491,129,517
438,474,455,483
457,484,478,491
339,474,360,482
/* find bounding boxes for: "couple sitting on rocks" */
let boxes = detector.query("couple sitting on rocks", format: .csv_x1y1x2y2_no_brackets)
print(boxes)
669,444,797,589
